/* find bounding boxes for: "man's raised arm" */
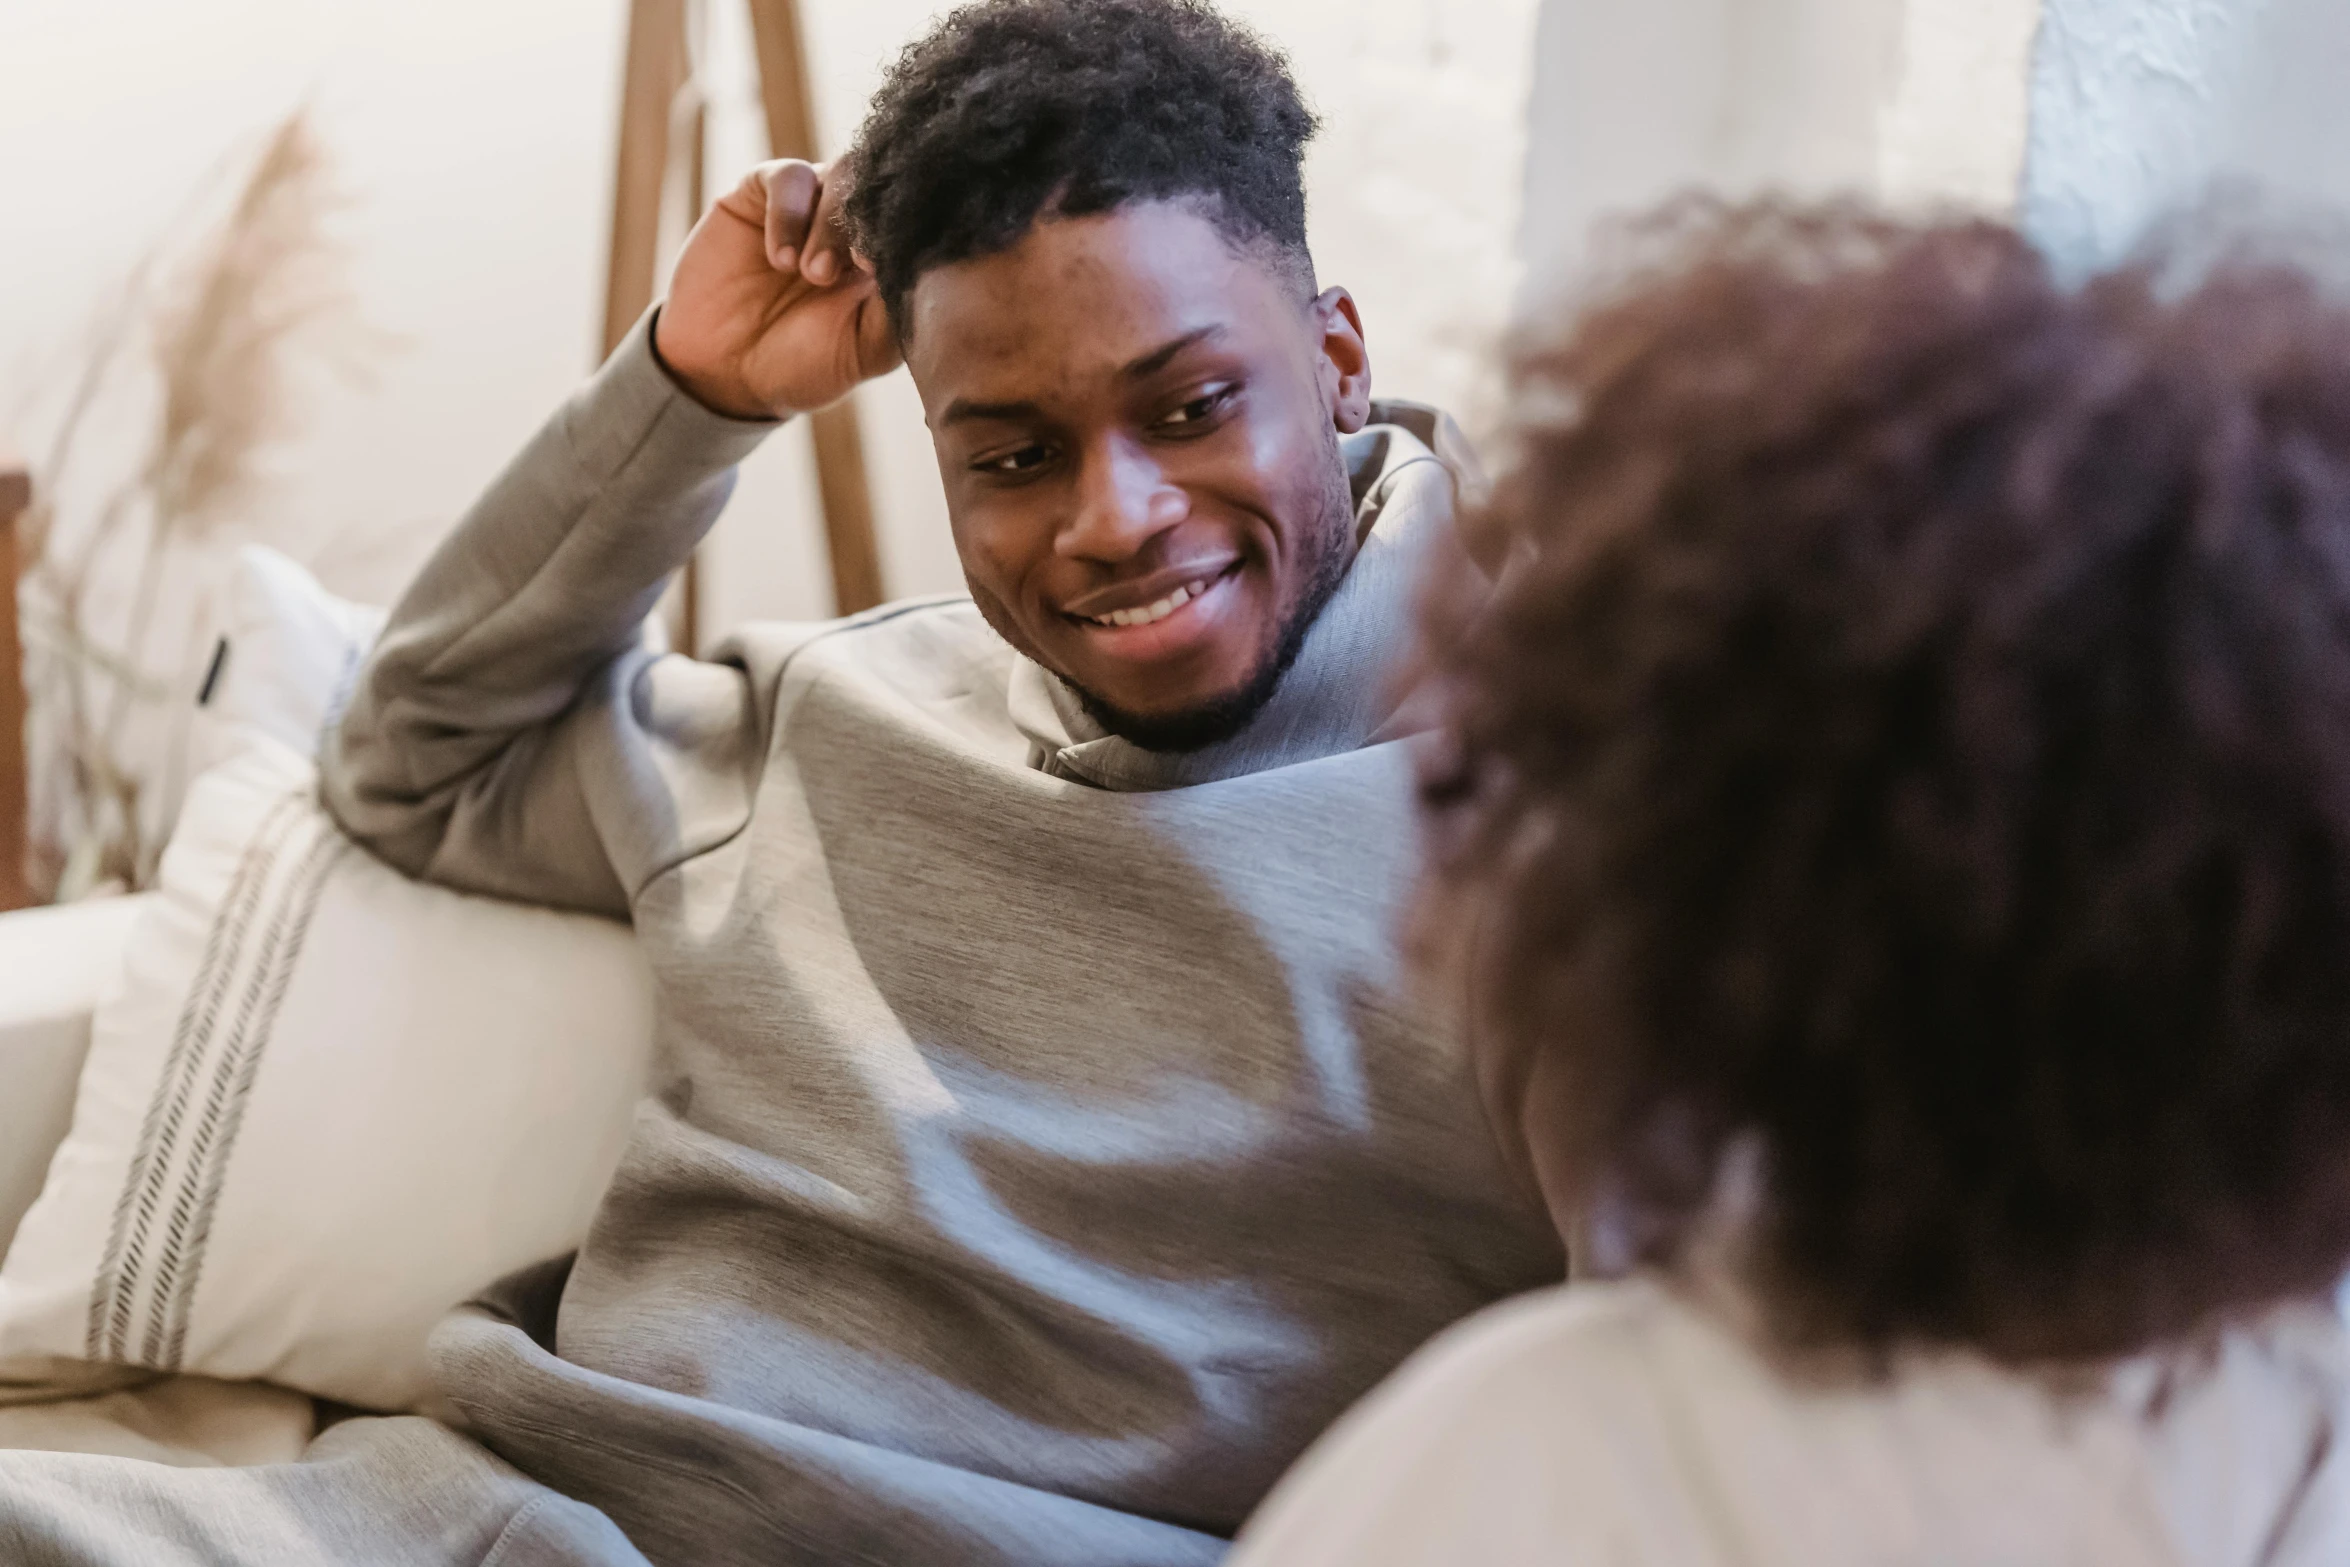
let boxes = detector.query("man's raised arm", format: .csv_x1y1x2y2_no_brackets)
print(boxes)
321,159,901,915
321,316,769,913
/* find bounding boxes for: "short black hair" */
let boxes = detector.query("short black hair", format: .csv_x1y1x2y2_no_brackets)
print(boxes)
1418,202,2350,1363
843,0,1319,334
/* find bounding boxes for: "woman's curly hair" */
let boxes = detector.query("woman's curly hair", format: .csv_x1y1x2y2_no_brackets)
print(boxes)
843,0,1317,334
1417,201,2350,1364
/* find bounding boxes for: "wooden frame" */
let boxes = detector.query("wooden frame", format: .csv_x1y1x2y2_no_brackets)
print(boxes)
604,0,694,363
744,0,885,618
1,448,30,911
604,0,885,639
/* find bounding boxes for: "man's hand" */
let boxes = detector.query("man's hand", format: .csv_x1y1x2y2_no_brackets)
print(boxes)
654,160,903,421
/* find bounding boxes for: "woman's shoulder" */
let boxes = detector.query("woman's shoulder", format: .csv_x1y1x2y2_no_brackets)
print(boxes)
1227,1278,1720,1567
2134,1300,2350,1567
1371,1273,1664,1382
1343,1271,1793,1434
1306,1275,1708,1453
1231,1278,2350,1567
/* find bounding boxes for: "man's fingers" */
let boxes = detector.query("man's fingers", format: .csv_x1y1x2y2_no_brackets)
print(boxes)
756,160,822,273
855,284,905,380
799,164,858,287
715,158,862,289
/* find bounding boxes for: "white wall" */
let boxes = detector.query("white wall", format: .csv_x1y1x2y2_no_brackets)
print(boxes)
2022,0,2350,274
6,0,640,873
1518,0,2040,300
4,0,628,608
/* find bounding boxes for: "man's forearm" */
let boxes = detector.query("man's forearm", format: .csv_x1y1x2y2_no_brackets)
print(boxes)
322,309,777,887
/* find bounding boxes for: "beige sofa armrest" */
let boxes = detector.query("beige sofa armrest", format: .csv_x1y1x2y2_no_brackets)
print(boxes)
0,897,148,1259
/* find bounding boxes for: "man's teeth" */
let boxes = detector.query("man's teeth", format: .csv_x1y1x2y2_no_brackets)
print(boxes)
1091,579,1212,628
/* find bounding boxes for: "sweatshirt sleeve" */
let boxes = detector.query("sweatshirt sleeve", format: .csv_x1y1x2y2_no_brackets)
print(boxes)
320,310,779,916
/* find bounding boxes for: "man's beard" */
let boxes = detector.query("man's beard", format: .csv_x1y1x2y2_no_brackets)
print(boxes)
1077,460,1358,754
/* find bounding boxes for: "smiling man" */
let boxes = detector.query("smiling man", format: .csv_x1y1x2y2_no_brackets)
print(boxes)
899,199,1360,754
0,3,1557,1565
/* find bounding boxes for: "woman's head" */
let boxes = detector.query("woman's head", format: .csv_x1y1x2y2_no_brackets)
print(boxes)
1419,202,2350,1363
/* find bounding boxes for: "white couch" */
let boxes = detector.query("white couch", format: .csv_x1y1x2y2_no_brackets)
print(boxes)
0,897,143,1264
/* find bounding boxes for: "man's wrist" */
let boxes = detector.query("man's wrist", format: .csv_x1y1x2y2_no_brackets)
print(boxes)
579,311,779,495
646,307,780,425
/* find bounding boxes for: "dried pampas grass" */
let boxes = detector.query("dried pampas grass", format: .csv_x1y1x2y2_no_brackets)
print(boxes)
22,107,376,900
150,113,358,538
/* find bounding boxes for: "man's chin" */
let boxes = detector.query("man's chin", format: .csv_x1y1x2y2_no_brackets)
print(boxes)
974,592,1294,754
1074,666,1290,754
1072,617,1325,753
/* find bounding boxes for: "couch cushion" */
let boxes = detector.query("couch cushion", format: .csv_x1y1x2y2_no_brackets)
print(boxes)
0,898,147,1260
0,1370,313,1467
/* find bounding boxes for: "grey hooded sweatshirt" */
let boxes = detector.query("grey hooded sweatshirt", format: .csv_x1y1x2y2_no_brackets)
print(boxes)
313,314,1562,1565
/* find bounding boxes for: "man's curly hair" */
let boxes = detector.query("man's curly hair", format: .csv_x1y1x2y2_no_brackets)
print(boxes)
1418,202,2350,1364
842,0,1318,334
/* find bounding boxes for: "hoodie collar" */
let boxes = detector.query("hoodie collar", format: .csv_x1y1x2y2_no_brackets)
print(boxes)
1007,400,1478,791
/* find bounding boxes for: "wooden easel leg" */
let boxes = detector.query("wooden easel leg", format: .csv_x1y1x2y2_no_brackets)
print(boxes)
609,0,889,625
808,402,884,613
608,0,708,649
679,85,708,654
605,0,688,360
746,0,886,615
0,465,31,911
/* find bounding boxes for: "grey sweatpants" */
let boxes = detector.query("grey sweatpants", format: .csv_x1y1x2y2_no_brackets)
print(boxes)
0,1416,647,1567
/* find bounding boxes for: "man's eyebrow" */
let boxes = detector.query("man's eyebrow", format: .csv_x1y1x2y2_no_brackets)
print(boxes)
938,328,1228,427
1121,327,1224,382
940,397,1044,428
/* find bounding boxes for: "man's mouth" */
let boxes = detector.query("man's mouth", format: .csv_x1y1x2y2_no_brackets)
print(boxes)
1082,575,1212,628
1064,563,1242,631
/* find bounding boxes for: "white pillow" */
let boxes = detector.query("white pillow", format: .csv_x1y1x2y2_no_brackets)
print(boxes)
190,544,389,774
0,558,656,1412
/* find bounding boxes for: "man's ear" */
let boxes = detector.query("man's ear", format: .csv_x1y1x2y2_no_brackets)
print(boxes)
1314,287,1372,434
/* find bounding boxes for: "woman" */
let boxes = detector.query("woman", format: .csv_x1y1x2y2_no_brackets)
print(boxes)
1231,206,2350,1565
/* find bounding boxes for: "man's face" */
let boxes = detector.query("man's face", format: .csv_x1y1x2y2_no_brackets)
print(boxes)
903,200,1372,750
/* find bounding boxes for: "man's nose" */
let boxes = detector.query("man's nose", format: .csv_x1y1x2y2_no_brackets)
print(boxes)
1057,435,1186,562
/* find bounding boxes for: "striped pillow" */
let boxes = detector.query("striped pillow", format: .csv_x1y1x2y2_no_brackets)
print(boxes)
0,739,654,1410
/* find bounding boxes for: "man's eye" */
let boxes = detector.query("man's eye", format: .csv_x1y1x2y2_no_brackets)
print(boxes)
976,444,1053,476
1156,386,1235,429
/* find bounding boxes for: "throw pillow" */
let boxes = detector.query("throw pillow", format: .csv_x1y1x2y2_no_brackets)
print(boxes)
0,728,655,1409
189,544,390,774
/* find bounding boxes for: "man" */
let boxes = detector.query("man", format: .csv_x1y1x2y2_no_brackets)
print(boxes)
0,2,1557,1562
